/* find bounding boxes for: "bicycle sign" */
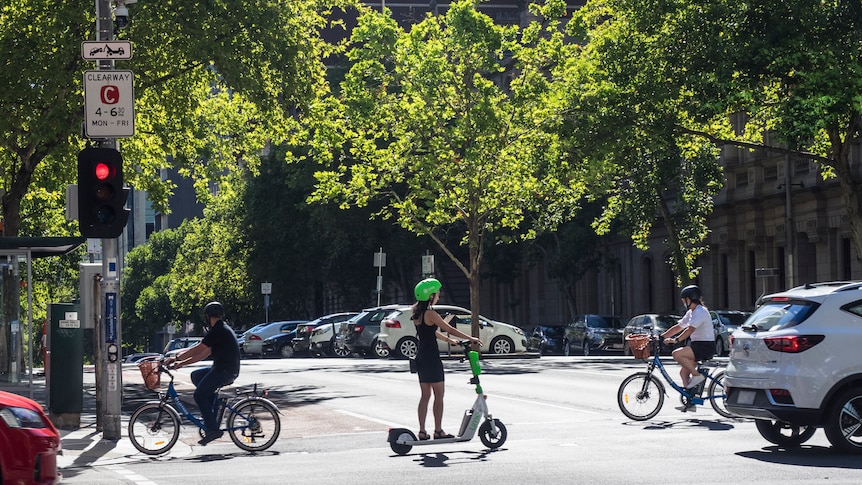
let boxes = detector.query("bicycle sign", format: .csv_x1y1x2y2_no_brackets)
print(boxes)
84,70,135,138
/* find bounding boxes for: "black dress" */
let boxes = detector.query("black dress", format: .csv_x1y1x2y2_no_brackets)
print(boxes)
415,313,445,383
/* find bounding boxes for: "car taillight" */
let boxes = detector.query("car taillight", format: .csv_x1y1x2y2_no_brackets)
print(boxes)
249,335,261,341
353,325,365,333
769,388,795,405
764,335,824,353
384,319,401,329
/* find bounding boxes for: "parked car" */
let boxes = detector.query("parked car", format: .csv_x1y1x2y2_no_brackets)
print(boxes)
338,306,401,358
237,323,268,354
261,328,300,358
241,320,308,356
297,312,358,357
710,312,732,356
563,314,625,356
711,309,752,334
0,390,62,484
527,325,567,355
725,281,862,453
162,337,204,359
622,314,681,356
377,304,528,359
123,352,161,363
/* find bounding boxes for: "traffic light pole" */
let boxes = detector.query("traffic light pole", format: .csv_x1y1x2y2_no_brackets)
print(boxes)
95,0,123,441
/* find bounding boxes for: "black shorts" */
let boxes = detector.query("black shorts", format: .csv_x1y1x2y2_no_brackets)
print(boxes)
690,341,714,361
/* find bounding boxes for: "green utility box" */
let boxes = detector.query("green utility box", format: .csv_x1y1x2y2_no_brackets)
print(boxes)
47,303,83,427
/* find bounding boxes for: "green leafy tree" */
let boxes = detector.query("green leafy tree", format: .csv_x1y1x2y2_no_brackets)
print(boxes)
310,1,584,336
122,225,189,351
558,0,724,286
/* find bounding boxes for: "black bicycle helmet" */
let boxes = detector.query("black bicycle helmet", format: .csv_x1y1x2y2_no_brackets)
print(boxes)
680,285,702,302
204,301,224,318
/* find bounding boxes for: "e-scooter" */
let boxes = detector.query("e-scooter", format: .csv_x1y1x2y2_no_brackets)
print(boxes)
387,340,507,455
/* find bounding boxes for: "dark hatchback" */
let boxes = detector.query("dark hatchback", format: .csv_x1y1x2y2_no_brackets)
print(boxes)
563,314,625,356
527,325,567,355
622,313,682,356
261,329,299,358
338,305,400,358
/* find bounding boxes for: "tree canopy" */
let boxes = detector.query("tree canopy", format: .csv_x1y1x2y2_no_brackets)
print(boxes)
309,0,585,334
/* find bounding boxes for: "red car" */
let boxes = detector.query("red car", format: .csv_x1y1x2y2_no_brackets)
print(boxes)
0,390,61,484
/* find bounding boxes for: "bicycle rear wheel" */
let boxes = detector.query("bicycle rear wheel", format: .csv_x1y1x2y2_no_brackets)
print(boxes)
618,372,665,421
128,403,181,455
707,370,736,418
227,397,281,452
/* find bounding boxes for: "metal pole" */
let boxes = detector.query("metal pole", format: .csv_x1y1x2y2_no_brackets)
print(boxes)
26,249,33,399
785,155,795,289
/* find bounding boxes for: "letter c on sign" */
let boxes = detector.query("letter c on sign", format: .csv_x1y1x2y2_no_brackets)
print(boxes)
100,85,120,105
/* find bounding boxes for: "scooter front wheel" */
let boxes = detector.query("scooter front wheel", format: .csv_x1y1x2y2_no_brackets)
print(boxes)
478,419,507,449
389,429,415,455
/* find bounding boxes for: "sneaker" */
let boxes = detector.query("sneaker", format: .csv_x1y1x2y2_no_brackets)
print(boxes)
197,430,224,446
674,404,697,412
686,374,705,389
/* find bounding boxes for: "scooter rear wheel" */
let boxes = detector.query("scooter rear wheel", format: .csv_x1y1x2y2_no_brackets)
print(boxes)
390,430,415,455
478,419,507,449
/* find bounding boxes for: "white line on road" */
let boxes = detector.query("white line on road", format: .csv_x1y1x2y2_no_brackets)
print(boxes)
105,465,158,485
335,409,403,428
491,394,599,413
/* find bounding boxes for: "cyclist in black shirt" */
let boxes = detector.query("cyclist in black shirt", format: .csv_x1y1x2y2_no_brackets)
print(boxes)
166,301,241,445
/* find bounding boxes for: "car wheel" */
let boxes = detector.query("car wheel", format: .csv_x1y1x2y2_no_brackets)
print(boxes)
582,340,591,357
372,338,390,358
490,336,514,354
824,387,862,454
754,419,817,448
563,340,571,357
623,341,632,357
333,343,351,358
714,338,724,357
396,337,418,359
280,344,295,359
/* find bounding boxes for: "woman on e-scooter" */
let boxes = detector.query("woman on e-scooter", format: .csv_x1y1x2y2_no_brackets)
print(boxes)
412,278,481,440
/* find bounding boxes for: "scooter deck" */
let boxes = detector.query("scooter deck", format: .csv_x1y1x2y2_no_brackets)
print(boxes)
397,436,470,446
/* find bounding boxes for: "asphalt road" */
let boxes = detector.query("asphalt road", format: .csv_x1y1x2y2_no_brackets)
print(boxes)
59,354,862,484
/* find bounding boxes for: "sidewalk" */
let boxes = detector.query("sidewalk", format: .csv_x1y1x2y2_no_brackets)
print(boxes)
0,366,193,471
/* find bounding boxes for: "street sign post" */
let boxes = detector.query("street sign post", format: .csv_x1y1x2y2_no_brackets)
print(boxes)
84,70,135,138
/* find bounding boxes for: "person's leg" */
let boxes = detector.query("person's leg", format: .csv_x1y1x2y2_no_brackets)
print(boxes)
417,382,432,437
672,347,700,386
193,369,232,432
430,381,447,435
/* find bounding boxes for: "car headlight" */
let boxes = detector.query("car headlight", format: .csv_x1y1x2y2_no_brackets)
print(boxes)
0,406,47,429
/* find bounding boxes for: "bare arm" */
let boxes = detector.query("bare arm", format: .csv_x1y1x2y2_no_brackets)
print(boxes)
169,343,211,369
425,311,481,345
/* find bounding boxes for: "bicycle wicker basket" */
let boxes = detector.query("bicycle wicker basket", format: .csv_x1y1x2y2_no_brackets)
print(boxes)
138,360,161,390
625,334,651,360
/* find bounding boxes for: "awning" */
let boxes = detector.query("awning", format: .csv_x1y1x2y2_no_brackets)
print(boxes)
0,237,86,258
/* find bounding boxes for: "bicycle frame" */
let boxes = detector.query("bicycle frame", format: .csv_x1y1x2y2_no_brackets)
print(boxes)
152,368,257,434
642,339,723,405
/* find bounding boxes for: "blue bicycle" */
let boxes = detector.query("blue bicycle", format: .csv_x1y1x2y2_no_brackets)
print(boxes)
129,359,281,455
617,334,734,420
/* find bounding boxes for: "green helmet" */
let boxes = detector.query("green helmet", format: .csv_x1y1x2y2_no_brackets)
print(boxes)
414,278,442,301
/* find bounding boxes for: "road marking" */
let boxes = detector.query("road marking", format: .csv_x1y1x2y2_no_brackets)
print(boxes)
491,394,599,413
105,465,158,485
335,409,403,427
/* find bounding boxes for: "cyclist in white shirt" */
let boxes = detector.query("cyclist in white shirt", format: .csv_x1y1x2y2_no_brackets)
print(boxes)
661,285,714,399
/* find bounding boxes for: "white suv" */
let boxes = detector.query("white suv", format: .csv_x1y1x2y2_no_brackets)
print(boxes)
378,305,527,358
725,281,862,453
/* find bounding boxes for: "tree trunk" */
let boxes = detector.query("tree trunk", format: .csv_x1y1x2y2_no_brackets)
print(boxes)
657,189,691,288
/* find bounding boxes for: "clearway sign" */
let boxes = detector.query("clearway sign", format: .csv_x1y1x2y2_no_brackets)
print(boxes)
84,70,135,138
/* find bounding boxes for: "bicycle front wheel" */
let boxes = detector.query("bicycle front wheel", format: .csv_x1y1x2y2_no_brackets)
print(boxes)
618,372,665,421
128,402,181,455
227,397,281,452
707,370,736,418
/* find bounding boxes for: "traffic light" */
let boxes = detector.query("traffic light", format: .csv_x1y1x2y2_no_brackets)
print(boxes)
77,147,130,238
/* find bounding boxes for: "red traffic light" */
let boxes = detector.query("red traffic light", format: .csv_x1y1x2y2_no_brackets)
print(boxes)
95,162,112,181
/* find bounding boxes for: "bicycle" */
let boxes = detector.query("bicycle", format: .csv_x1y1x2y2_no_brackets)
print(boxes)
617,334,735,420
129,359,281,455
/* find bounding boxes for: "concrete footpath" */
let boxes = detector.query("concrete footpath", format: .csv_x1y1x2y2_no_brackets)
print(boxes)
0,365,195,472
